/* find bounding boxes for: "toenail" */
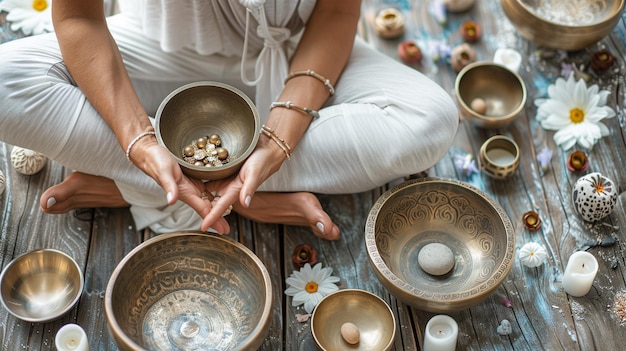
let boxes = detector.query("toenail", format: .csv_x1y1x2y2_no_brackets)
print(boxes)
316,222,325,234
46,197,56,209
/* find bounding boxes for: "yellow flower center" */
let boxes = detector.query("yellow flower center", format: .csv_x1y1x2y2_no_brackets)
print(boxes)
32,0,48,12
569,108,585,123
305,281,319,293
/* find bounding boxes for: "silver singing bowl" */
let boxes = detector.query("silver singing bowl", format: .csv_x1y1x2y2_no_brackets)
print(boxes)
0,249,84,323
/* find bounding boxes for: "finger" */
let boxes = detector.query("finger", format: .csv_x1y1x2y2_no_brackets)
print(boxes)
200,191,238,231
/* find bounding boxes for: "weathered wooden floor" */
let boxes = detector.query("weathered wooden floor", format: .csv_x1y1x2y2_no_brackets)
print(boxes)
2,1,626,350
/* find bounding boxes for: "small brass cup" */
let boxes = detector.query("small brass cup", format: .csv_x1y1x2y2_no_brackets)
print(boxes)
479,135,520,179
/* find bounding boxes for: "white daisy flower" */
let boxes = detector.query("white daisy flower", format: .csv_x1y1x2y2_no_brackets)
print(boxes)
284,263,340,313
535,74,615,150
1,0,54,36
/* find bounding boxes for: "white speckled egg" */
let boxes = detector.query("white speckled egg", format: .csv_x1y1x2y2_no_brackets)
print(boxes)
0,169,5,195
11,146,47,175
572,172,617,222
518,242,547,268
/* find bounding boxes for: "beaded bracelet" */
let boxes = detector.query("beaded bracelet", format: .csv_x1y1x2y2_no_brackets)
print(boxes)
284,69,335,96
270,101,320,120
260,125,292,160
125,130,156,162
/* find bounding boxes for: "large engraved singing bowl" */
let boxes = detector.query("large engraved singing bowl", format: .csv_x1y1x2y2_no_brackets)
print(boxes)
0,249,84,323
155,81,260,180
455,61,526,129
365,178,515,313
501,0,624,51
105,232,272,351
311,289,396,351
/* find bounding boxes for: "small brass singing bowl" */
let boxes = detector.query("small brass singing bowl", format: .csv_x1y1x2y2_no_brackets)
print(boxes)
501,0,624,51
455,61,527,129
0,249,84,323
105,231,272,351
365,178,515,313
479,135,520,180
155,81,260,181
311,289,396,351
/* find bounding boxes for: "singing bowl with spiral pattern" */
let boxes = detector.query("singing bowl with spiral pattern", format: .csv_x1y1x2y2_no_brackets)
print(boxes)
155,81,260,180
104,232,272,351
0,249,84,322
365,178,515,313
501,0,624,51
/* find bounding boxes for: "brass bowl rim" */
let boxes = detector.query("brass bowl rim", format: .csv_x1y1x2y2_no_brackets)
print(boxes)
104,231,273,351
512,0,625,29
0,248,84,322
154,81,261,173
310,289,396,351
455,61,527,124
365,177,515,306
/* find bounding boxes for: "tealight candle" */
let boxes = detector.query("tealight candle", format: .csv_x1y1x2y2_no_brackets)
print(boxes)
493,48,522,73
562,251,598,297
55,324,89,351
423,315,458,351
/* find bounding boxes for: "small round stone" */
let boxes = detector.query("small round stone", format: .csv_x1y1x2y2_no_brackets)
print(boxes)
340,322,360,345
470,98,487,114
418,243,455,276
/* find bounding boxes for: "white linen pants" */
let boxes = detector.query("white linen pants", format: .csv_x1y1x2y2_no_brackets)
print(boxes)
0,14,458,232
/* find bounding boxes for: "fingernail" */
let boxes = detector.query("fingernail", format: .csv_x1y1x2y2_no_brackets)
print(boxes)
166,192,174,203
244,195,252,207
316,222,325,234
46,197,56,209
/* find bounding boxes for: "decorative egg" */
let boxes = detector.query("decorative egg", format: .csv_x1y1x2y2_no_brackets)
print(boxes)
340,322,360,345
518,242,547,268
572,172,617,222
10,146,47,175
0,169,5,196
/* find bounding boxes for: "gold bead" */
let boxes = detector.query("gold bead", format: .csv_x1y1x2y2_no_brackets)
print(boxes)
183,146,195,157
194,161,204,167
216,147,229,160
209,134,221,146
196,137,207,149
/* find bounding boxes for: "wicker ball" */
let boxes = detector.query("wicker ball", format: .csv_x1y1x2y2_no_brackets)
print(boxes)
11,147,47,175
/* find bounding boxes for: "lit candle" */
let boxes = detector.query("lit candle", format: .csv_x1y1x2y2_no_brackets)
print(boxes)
55,324,89,351
423,315,458,351
562,251,599,297
493,48,522,73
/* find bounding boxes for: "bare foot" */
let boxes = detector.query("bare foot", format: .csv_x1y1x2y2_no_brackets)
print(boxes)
40,172,129,214
233,192,341,240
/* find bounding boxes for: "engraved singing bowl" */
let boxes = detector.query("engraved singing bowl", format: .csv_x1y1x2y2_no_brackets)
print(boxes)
104,232,273,351
155,81,260,180
455,61,527,129
0,249,84,323
311,289,396,351
501,0,624,51
365,178,515,313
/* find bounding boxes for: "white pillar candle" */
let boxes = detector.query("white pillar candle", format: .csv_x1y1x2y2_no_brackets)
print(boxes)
55,324,89,351
562,251,598,297
493,48,522,73
423,315,458,351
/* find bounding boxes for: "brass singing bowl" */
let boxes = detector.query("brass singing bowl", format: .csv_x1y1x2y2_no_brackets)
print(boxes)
105,232,272,351
0,249,84,322
455,61,526,129
365,178,515,313
501,0,624,51
311,289,396,351
155,81,260,180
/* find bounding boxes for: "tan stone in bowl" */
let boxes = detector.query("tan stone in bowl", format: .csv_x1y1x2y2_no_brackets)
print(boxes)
365,178,515,313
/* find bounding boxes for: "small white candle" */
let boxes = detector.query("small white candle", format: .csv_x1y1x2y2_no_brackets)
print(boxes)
55,324,89,351
562,251,598,297
423,315,458,351
493,48,522,73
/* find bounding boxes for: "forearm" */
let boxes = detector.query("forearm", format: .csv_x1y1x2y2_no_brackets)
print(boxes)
265,0,361,152
52,0,152,152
